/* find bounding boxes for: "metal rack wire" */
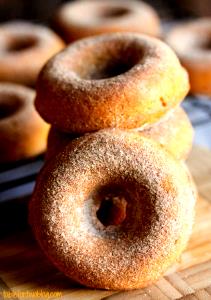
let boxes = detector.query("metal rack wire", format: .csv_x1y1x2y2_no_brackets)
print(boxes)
182,96,211,150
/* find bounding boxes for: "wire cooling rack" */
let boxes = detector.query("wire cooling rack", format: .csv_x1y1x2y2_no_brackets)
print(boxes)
182,95,211,149
0,155,44,236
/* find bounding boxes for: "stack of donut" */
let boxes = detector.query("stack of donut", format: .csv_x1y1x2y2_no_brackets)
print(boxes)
0,21,64,163
36,33,193,162
30,33,197,290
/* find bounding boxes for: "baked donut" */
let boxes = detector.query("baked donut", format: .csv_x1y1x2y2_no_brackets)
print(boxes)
46,107,193,161
137,106,193,161
166,18,211,95
29,129,196,290
0,83,49,163
35,33,189,133
54,0,161,42
0,21,64,86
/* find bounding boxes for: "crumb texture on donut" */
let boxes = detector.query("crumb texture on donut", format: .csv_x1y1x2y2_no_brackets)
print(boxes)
35,33,189,133
137,106,193,160
29,130,196,290
46,107,193,161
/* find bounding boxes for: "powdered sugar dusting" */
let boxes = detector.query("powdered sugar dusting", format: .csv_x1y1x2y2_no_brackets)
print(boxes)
29,130,196,290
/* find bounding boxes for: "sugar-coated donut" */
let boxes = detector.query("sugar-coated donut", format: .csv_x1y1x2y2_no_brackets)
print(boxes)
166,18,211,95
46,107,193,161
29,129,196,290
0,21,64,86
137,107,193,160
54,0,161,42
35,33,189,133
0,83,49,163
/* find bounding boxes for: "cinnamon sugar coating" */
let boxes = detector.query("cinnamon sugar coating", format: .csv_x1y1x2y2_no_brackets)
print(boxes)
137,106,193,160
54,0,161,42
46,107,193,161
0,83,49,163
35,33,189,133
0,21,64,86
166,18,211,95
29,129,196,290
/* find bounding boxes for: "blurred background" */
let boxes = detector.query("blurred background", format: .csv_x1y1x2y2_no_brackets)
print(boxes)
1,0,211,23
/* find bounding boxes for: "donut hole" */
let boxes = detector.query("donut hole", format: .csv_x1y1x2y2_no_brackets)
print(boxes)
96,194,127,227
7,36,37,52
87,58,136,79
98,7,130,19
69,3,130,23
71,41,143,80
0,96,22,119
202,39,211,50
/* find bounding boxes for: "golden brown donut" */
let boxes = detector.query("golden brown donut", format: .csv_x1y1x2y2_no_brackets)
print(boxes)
54,0,161,42
46,107,193,161
29,129,196,290
0,21,64,86
0,83,49,163
137,106,193,161
35,33,189,133
166,18,211,95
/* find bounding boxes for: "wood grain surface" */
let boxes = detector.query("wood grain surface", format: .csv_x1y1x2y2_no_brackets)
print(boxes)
0,146,211,300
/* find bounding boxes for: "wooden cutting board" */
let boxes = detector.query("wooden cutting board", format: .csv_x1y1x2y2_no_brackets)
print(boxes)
0,146,211,300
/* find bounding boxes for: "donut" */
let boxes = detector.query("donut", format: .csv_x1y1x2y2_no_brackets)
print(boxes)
29,129,196,290
46,107,193,161
0,83,49,163
35,33,189,133
166,18,211,95
137,106,193,161
0,21,64,86
54,0,161,42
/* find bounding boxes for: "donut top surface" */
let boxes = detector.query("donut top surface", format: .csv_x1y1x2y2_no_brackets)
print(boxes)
0,21,64,57
0,21,65,86
55,0,161,39
59,0,156,26
30,129,196,289
166,18,211,61
35,33,189,133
